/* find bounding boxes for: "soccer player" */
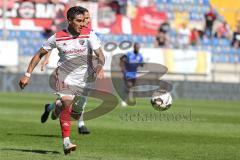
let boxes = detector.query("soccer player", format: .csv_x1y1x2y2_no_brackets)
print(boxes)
119,42,143,107
40,8,93,135
19,6,105,154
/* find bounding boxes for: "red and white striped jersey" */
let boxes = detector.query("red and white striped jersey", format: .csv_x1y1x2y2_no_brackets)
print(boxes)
42,28,101,88
42,28,100,63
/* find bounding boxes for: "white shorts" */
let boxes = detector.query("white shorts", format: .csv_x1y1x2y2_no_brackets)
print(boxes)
50,66,95,97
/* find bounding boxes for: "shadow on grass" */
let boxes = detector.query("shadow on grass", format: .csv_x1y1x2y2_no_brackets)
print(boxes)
1,148,60,154
7,133,61,138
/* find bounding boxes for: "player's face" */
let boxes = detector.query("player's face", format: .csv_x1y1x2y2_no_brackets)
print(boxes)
69,14,85,34
134,44,140,52
84,11,91,27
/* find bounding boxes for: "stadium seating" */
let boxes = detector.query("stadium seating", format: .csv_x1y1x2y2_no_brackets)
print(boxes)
2,0,240,64
0,30,156,56
1,27,239,63
0,30,45,56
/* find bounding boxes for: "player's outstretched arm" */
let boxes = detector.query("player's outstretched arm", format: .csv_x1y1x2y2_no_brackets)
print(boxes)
19,47,48,89
139,62,144,67
119,55,127,73
94,48,105,79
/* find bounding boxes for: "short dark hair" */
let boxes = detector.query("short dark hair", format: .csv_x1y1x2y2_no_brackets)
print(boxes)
134,42,140,48
67,6,88,21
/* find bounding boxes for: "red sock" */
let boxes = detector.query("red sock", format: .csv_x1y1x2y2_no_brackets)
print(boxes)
60,105,72,138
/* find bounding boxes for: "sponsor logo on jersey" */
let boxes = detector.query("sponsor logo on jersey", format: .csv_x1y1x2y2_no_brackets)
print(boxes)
63,48,87,54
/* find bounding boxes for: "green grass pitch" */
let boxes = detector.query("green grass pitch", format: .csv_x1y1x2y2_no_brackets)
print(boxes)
0,92,240,160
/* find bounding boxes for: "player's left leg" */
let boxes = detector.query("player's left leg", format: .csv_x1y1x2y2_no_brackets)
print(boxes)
71,96,90,134
121,78,136,106
121,77,130,107
41,97,62,123
41,95,90,134
127,78,136,102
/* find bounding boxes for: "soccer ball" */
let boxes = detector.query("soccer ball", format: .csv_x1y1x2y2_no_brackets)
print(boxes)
150,90,172,111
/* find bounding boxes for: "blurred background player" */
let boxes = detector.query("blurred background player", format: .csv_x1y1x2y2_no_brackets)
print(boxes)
40,7,92,135
19,6,105,154
204,6,217,38
119,42,144,107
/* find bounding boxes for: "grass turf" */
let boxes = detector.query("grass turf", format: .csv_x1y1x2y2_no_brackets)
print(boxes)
0,92,240,160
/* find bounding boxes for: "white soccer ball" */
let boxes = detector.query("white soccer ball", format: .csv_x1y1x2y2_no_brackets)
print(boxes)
150,90,172,111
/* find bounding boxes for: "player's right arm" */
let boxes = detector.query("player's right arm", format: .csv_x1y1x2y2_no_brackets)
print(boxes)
19,48,49,89
119,55,127,73
19,34,56,89
138,54,144,67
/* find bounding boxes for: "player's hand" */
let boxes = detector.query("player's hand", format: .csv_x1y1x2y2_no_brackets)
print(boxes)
41,59,49,71
95,64,104,79
19,76,30,89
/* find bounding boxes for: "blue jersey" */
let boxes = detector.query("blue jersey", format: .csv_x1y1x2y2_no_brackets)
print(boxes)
123,51,143,79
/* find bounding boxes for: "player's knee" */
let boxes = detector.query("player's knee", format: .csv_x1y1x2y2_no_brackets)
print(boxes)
56,99,63,107
61,96,74,107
